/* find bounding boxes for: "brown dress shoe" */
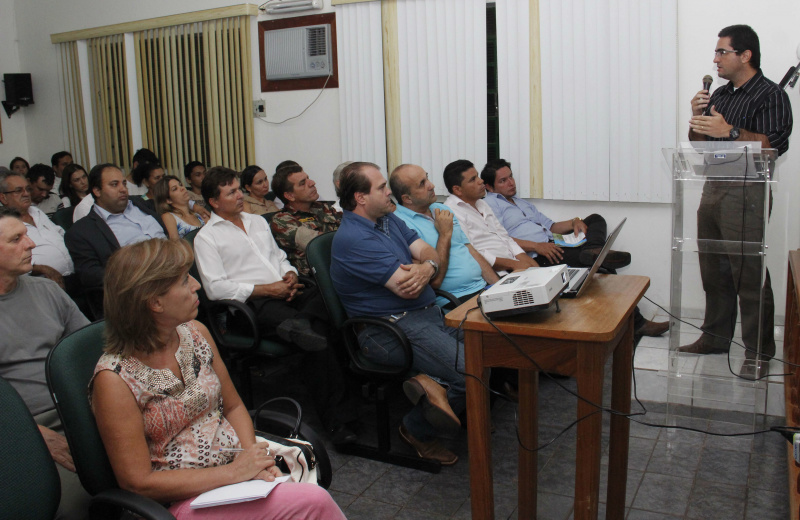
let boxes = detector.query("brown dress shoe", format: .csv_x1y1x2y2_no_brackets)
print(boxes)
403,374,461,436
579,248,632,269
399,425,458,465
676,336,728,355
635,319,670,337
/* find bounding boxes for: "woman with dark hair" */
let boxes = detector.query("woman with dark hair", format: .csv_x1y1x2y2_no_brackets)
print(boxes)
241,165,279,216
132,161,165,201
59,163,89,207
153,176,204,239
9,157,30,176
90,239,345,519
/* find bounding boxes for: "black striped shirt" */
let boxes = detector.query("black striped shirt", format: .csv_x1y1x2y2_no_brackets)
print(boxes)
708,70,793,156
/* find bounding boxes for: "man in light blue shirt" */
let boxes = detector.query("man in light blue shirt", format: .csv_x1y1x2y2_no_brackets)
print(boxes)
390,164,498,306
481,159,630,270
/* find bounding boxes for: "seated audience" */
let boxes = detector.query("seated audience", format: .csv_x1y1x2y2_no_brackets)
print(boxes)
59,163,89,208
153,175,205,239
194,167,358,445
132,161,166,202
0,171,75,292
125,148,159,196
331,161,353,213
90,238,345,519
270,164,340,276
10,156,29,176
442,160,538,274
26,164,63,216
390,164,498,306
0,207,91,519
65,163,167,306
184,160,207,207
50,151,73,193
331,162,465,465
241,165,279,216
481,159,630,269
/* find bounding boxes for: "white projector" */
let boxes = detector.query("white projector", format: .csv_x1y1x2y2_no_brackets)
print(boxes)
478,265,569,318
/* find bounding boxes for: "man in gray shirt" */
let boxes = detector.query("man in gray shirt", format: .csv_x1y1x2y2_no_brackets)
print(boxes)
0,207,90,519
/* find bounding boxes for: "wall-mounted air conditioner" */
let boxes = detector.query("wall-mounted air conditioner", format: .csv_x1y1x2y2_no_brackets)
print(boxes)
264,24,332,80
264,0,323,15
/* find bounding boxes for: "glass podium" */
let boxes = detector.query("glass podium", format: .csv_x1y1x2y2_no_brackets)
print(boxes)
663,142,776,423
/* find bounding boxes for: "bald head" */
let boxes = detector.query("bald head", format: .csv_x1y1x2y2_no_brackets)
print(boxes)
389,164,436,213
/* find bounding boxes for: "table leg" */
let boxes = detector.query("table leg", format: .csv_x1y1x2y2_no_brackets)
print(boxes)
607,314,634,518
575,343,606,520
465,330,494,519
518,369,538,518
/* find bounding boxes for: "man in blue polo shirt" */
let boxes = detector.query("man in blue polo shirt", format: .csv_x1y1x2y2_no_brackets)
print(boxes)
390,163,498,306
331,162,466,466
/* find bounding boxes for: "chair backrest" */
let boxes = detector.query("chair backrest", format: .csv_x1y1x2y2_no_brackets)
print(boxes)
45,321,118,496
50,205,75,231
306,231,348,329
0,376,61,520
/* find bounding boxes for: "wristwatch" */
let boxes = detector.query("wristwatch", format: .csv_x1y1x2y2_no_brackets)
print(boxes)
425,259,439,279
729,127,740,140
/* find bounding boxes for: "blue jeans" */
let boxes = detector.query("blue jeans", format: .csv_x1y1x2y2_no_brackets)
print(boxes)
357,305,466,441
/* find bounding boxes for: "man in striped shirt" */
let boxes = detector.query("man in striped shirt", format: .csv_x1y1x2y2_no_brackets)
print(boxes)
679,25,793,379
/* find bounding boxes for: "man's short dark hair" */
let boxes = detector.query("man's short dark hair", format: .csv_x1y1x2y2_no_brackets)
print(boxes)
202,166,239,208
132,148,159,168
275,160,300,173
480,159,512,188
132,161,162,187
183,160,204,179
339,162,379,211
240,165,263,192
442,160,475,194
50,151,72,167
88,163,120,200
271,165,303,204
27,164,56,186
719,24,760,69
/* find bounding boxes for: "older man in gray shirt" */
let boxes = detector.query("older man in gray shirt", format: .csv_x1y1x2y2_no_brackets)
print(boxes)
0,207,90,519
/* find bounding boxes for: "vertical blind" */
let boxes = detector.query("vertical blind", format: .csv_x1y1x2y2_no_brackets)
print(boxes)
88,35,133,172
57,42,90,168
395,0,488,194
134,15,254,181
539,0,676,203
336,1,387,174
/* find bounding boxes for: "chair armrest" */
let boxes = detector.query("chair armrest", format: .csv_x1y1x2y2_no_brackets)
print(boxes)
206,299,261,352
434,289,460,308
89,488,175,520
342,316,414,377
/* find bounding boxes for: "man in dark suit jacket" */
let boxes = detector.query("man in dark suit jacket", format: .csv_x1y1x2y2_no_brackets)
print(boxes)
65,163,167,295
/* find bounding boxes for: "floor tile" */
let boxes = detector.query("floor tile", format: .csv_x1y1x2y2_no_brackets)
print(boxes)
646,440,702,479
696,448,750,486
744,488,790,519
747,454,788,492
345,496,401,519
627,509,682,519
685,480,746,520
631,473,693,517
361,465,433,506
535,492,574,520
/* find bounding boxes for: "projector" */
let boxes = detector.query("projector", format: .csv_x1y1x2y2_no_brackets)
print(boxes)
478,265,569,318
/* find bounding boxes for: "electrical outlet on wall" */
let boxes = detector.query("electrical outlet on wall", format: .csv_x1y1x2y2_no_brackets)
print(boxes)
253,99,266,118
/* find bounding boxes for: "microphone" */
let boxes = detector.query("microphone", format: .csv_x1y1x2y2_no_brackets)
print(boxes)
780,44,800,90
702,75,713,115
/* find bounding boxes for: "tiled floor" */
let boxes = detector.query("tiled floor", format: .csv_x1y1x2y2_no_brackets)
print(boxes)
253,316,792,519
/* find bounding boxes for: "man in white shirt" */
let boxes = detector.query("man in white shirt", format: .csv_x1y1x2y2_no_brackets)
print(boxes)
0,171,75,293
442,159,538,275
194,167,358,445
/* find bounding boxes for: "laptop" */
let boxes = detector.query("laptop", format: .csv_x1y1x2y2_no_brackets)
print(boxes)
560,218,626,298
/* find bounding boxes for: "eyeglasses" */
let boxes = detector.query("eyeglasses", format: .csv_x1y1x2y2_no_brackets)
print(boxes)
2,187,32,195
714,49,740,57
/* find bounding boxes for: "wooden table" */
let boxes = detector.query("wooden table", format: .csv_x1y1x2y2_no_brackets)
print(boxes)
444,274,649,520
783,251,800,520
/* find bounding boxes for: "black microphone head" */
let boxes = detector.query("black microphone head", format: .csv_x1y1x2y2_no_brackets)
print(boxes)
703,74,714,91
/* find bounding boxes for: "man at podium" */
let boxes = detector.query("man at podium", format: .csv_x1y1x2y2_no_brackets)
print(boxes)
678,24,793,378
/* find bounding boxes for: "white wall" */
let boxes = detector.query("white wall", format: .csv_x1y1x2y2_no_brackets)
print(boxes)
0,0,29,167
9,0,800,320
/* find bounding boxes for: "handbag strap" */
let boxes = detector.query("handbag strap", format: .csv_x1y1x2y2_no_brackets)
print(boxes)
252,396,303,438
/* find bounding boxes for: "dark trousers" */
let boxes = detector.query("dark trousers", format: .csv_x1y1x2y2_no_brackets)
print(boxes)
237,287,358,430
696,184,774,359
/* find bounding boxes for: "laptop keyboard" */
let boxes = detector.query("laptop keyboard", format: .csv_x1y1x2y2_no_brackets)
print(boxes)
567,268,581,281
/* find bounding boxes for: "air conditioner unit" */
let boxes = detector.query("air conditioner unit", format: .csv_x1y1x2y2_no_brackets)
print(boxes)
264,0,323,15
264,24,332,80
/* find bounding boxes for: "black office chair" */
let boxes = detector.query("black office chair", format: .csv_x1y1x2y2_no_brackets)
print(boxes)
50,206,75,231
46,321,334,519
306,231,458,473
0,376,62,520
183,229,298,408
